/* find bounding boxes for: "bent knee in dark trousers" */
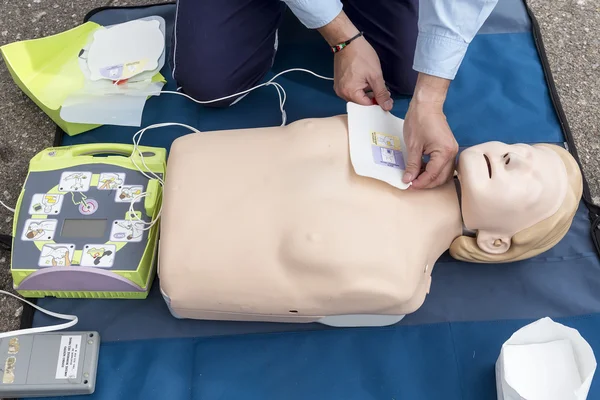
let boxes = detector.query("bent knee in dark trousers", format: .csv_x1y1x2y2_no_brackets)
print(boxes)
171,0,285,107
171,0,419,108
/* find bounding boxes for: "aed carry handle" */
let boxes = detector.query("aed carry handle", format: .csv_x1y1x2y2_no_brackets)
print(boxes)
28,143,167,171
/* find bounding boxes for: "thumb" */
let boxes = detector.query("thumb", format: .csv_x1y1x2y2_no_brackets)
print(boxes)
369,73,393,111
348,88,374,106
403,147,422,183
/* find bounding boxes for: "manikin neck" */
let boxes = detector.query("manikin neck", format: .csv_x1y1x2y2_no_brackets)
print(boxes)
453,176,476,238
422,177,468,247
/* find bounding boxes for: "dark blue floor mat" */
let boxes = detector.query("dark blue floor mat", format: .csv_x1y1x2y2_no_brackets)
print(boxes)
32,313,600,400
27,1,600,399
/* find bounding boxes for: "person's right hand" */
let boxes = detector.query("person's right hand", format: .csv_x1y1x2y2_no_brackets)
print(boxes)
403,101,458,189
402,73,458,189
332,35,393,111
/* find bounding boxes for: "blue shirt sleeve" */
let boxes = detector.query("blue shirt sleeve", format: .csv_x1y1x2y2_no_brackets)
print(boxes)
283,0,498,79
282,0,343,29
413,0,499,80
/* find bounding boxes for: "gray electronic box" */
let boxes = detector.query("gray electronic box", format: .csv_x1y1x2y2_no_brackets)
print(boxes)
0,331,100,398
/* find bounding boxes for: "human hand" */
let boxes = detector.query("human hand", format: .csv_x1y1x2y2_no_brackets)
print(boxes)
402,74,458,189
332,36,393,111
317,11,393,111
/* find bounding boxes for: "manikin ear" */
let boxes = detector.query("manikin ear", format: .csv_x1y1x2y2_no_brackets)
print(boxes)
476,231,512,254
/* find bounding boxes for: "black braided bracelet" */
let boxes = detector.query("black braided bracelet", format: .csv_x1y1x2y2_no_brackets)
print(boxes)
331,32,364,53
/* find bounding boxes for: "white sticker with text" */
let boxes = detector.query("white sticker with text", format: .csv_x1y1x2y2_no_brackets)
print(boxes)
55,335,81,380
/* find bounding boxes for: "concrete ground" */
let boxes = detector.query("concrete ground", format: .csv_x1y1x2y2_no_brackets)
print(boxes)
0,0,598,334
529,0,600,205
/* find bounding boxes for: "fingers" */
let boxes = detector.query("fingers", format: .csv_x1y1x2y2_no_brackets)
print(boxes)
337,82,390,109
429,160,455,188
334,71,392,110
410,151,456,189
410,153,445,189
402,147,423,184
334,81,370,106
351,88,376,106
368,73,393,111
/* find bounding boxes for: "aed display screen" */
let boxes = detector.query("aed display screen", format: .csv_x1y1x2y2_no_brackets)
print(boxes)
61,219,107,238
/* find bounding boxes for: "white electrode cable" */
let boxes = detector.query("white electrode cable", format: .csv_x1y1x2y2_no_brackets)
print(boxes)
128,122,201,231
0,290,78,339
159,68,334,126
0,200,15,213
125,68,334,227
160,67,333,105
1,69,331,216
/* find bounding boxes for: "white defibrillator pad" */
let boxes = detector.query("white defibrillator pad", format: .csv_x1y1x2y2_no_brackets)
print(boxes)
347,102,411,190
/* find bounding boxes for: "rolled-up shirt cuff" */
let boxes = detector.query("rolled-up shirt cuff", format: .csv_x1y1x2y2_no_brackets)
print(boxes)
412,32,469,80
284,0,343,29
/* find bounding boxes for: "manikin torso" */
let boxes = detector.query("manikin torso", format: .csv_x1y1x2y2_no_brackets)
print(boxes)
159,115,463,323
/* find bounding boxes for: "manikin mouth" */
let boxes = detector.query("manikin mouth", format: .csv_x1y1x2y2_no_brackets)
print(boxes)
483,154,492,178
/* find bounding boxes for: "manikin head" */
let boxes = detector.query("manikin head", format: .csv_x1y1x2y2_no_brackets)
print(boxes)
451,142,583,263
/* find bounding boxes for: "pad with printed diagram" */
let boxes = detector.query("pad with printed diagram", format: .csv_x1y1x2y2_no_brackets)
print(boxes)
347,103,411,190
371,131,405,169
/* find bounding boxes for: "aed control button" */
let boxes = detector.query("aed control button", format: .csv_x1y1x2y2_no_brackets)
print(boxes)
78,199,99,215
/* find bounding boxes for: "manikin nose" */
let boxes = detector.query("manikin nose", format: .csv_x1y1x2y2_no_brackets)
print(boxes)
502,152,529,171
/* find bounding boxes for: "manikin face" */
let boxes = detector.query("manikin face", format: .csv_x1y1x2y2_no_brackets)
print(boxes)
457,142,568,254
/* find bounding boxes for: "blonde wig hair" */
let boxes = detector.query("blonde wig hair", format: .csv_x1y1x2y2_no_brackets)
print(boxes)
449,144,583,263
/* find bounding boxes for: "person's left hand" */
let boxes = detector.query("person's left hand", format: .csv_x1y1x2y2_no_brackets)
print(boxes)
316,10,392,111
332,35,393,111
402,101,458,189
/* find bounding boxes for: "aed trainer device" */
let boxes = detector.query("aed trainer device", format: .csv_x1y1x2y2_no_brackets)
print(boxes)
10,143,166,299
0,331,100,398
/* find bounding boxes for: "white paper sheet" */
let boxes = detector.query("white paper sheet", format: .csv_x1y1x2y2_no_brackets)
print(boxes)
496,317,597,400
61,16,166,126
87,19,164,81
504,340,582,400
78,16,166,84
59,81,164,127
346,102,411,190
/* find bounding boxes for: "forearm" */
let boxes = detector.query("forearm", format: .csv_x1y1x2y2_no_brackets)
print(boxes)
316,10,359,46
412,73,450,109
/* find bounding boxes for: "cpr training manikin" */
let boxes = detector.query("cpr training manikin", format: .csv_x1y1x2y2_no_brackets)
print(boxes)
158,109,583,327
